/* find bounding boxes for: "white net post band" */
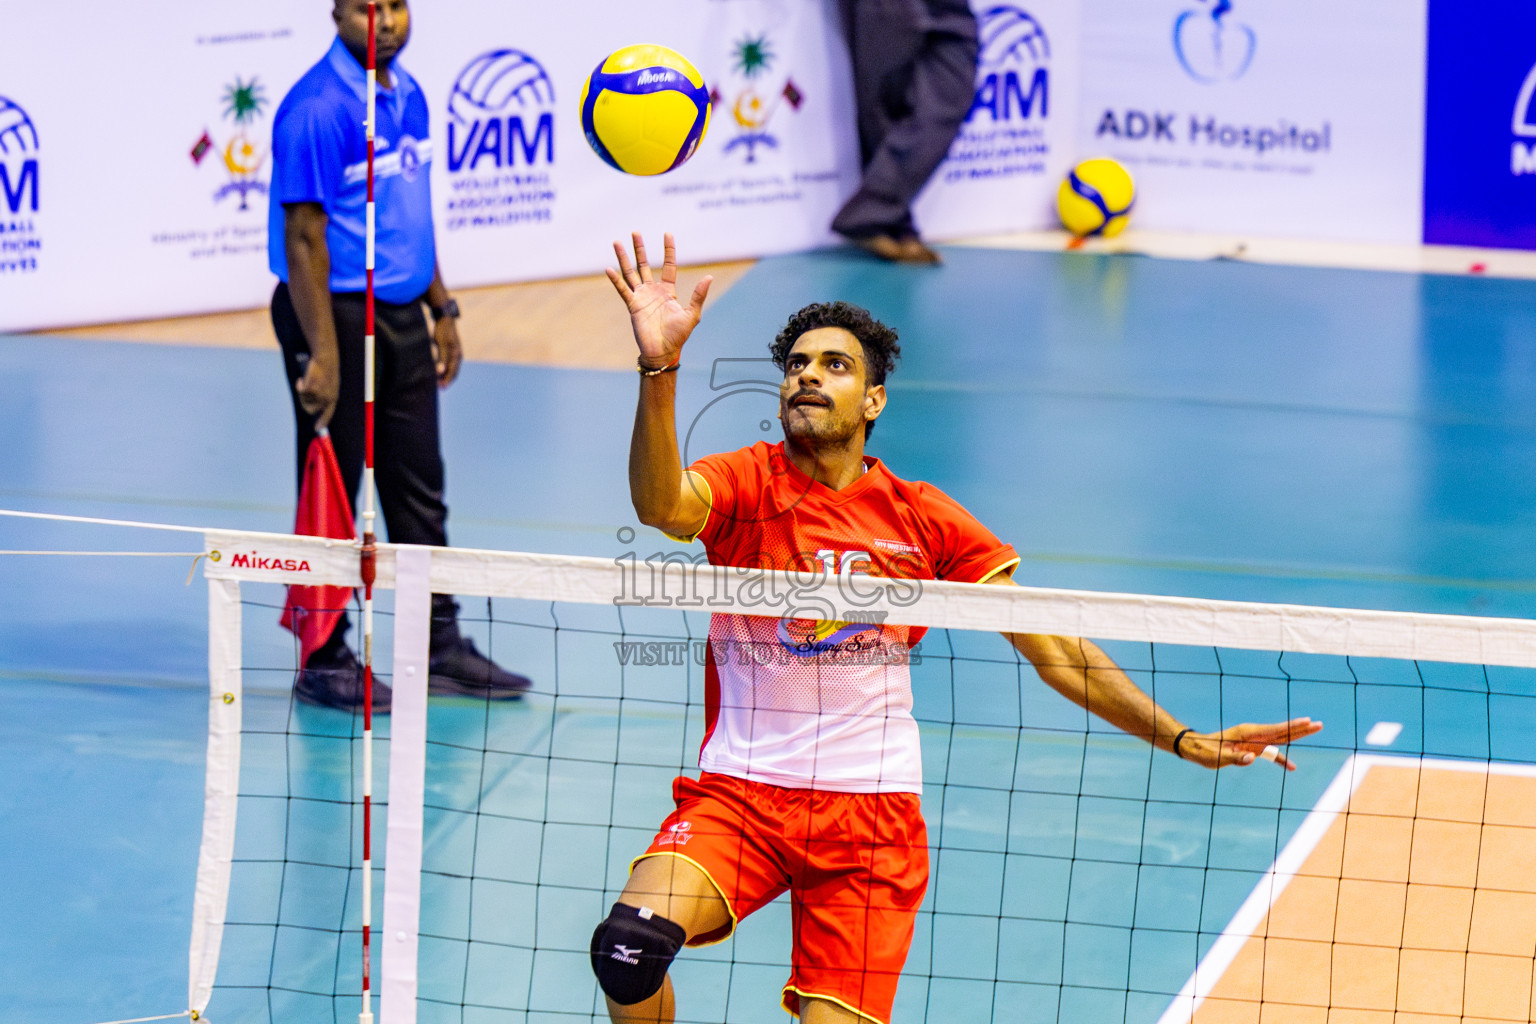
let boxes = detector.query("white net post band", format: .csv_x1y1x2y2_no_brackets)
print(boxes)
188,576,243,1018
381,546,433,1024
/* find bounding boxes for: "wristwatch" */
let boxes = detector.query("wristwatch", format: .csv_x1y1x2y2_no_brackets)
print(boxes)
429,297,460,322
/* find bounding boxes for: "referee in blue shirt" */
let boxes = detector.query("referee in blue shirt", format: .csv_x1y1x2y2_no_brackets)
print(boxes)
269,0,527,710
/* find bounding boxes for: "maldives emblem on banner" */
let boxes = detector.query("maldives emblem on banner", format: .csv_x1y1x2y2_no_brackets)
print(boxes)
714,32,804,164
191,76,271,211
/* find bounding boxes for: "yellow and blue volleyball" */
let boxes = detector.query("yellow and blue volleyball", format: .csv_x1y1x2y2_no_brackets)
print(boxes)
1057,158,1136,238
579,44,712,176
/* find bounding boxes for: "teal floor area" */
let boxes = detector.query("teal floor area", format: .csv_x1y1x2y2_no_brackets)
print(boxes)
3,246,1536,1024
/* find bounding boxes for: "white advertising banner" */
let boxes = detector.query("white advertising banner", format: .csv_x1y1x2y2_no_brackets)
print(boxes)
1076,0,1427,243
0,0,863,332
0,0,1438,332
0,1,332,331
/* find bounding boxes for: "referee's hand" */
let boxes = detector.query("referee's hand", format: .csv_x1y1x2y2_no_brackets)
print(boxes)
434,315,463,387
296,355,340,430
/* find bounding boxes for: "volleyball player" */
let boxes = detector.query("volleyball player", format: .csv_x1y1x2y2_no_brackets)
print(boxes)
588,233,1322,1024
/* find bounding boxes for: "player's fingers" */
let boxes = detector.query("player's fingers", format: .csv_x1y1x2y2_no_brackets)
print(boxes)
633,232,653,283
612,240,641,288
661,232,678,285
1223,739,1297,771
1225,718,1318,744
1218,739,1261,768
605,265,634,303
688,275,713,318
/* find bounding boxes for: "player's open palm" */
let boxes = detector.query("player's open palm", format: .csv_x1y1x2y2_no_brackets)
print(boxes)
607,232,712,366
1182,717,1324,771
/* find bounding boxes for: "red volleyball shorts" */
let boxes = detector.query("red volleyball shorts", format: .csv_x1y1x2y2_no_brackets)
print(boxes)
636,772,929,1024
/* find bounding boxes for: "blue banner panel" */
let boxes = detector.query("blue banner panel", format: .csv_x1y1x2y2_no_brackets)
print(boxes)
1423,0,1536,249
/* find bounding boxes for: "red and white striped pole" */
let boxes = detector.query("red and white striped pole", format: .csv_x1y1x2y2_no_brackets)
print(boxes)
360,3,378,1024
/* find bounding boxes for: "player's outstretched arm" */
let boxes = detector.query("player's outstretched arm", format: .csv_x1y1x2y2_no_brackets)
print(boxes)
608,232,713,537
983,576,1323,770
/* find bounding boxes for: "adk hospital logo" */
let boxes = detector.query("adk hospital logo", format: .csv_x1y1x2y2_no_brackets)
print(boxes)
1174,0,1256,84
0,93,40,275
444,48,556,231
1096,0,1327,165
1512,58,1536,175
940,5,1052,184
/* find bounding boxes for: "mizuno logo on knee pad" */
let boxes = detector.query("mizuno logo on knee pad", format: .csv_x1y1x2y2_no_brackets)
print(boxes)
590,903,687,1005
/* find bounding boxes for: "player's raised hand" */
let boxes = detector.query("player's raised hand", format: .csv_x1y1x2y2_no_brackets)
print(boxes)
606,232,712,368
1178,717,1323,771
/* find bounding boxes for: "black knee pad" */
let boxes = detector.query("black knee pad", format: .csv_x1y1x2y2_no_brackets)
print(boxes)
590,902,686,1005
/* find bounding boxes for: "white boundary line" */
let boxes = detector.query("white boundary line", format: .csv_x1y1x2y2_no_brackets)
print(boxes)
1155,754,1536,1024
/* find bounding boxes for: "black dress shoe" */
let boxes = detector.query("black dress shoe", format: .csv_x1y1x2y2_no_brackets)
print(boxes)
428,637,532,699
294,645,394,713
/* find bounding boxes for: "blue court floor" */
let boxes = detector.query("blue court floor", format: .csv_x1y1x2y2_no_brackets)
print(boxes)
3,247,1536,1024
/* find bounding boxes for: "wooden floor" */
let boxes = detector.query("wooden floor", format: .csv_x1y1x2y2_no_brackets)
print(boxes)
35,261,754,371
1177,757,1536,1024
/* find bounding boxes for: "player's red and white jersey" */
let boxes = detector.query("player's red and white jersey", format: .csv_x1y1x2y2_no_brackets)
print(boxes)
683,442,1019,794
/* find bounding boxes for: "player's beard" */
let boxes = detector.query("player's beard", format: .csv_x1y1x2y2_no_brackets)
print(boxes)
781,395,862,447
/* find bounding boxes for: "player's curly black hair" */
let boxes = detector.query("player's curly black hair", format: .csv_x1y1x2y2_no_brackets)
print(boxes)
770,302,901,437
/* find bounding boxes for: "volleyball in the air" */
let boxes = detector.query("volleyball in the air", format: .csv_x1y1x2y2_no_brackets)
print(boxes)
1057,158,1136,238
580,44,712,176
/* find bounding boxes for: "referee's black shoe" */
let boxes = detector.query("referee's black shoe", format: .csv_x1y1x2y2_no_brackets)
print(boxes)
428,636,531,699
295,644,394,714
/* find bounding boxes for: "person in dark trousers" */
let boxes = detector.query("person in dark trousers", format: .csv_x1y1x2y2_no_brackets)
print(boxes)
268,0,528,711
832,0,979,263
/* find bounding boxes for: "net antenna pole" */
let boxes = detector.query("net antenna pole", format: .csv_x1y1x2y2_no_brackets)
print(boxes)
360,3,378,1024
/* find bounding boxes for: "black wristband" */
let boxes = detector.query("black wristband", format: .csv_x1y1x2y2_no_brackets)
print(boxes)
1172,728,1194,759
430,297,460,321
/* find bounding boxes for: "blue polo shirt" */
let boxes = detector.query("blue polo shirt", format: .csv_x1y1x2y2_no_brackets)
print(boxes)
268,36,436,303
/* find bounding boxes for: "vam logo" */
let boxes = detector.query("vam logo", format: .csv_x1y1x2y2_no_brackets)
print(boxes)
0,93,40,275
1173,0,1256,84
967,6,1050,124
447,49,555,172
0,95,39,216
1512,59,1536,176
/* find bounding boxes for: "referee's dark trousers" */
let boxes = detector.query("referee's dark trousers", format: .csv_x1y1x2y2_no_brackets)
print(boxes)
272,281,460,642
832,0,979,239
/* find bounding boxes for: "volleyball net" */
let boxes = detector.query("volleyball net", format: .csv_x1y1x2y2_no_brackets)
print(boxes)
162,524,1536,1024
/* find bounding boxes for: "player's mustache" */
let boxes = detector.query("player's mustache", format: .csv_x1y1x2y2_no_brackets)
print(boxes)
787,389,831,408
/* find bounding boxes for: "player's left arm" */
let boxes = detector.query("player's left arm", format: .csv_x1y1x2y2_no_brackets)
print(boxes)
982,575,1323,770
425,262,462,387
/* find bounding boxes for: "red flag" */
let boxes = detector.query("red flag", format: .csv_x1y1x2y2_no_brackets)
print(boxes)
280,433,356,666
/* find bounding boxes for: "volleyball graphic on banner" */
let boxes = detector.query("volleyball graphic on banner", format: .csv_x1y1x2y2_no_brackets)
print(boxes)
580,44,712,175
1057,157,1135,237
